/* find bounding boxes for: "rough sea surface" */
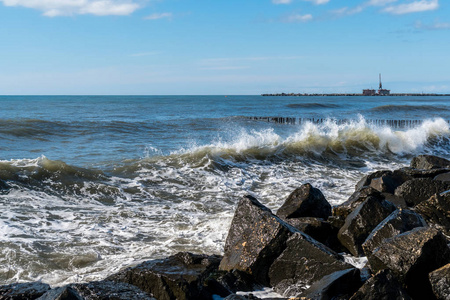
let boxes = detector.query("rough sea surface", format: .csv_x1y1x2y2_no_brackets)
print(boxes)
1,95,450,286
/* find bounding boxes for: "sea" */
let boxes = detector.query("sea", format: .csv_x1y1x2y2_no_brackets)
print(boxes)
1,95,450,288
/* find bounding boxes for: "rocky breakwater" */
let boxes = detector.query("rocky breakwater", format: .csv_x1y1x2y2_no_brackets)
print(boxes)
1,154,450,300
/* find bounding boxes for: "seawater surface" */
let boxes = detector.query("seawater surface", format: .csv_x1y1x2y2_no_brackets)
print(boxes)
1,95,450,286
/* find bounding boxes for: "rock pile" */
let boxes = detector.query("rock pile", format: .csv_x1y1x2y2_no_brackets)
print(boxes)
1,154,450,300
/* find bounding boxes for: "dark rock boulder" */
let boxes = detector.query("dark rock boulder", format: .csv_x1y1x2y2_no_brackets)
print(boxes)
207,269,262,294
283,217,345,253
37,281,154,300
219,195,297,286
223,294,262,300
394,178,450,207
397,167,450,179
276,183,331,219
434,172,450,183
108,252,224,300
410,155,450,170
362,209,427,257
367,227,450,300
268,232,353,297
415,192,450,237
301,268,362,300
370,175,403,194
338,196,396,256
429,263,450,300
355,170,393,192
349,269,412,300
333,186,384,220
0,282,50,300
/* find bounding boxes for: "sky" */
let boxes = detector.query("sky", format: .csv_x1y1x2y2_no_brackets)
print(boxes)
0,0,449,95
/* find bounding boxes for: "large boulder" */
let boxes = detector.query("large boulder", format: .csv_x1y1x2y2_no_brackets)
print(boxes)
362,209,427,257
0,282,50,300
37,281,154,300
367,227,450,300
355,170,394,192
429,263,450,300
276,183,331,219
283,217,345,253
108,252,225,300
338,196,396,256
349,269,412,300
434,172,450,183
219,195,297,286
394,178,450,207
415,192,450,237
301,268,362,300
268,232,353,297
333,186,384,220
410,155,450,170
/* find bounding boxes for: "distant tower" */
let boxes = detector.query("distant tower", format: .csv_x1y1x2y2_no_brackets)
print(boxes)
379,73,382,90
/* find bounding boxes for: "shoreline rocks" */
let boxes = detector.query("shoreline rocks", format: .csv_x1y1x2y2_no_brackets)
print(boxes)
2,155,450,300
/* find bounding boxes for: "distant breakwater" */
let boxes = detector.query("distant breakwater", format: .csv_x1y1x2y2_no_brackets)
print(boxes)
246,116,450,128
261,93,450,97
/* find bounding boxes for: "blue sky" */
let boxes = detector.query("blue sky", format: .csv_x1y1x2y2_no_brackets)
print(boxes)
0,0,449,95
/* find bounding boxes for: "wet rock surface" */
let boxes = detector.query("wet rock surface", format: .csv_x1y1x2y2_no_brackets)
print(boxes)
362,209,427,257
429,263,450,300
268,232,352,297
349,269,412,300
276,183,331,219
3,154,450,300
367,227,450,299
107,252,225,300
219,195,297,286
0,282,50,300
337,196,396,256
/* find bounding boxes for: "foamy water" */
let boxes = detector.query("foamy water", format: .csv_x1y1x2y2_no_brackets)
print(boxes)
1,95,450,286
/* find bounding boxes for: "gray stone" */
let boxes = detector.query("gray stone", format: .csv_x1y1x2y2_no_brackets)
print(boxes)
268,232,352,297
0,282,50,300
337,197,396,256
276,183,331,219
410,155,450,170
415,192,450,237
429,263,450,300
394,178,450,207
367,227,450,300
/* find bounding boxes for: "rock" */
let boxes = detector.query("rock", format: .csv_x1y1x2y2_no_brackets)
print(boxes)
0,282,50,300
362,209,427,257
367,227,450,300
36,286,83,300
415,192,450,237
355,170,393,192
382,193,407,209
268,232,353,297
219,195,297,286
394,178,450,207
333,186,384,220
349,269,412,300
108,252,224,300
429,263,450,300
301,268,362,300
434,172,450,183
208,270,262,294
276,183,331,219
37,281,154,300
370,175,402,194
410,155,450,170
337,196,396,256
283,217,345,253
397,167,449,179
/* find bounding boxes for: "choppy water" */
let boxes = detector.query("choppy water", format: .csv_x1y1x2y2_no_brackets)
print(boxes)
1,95,450,286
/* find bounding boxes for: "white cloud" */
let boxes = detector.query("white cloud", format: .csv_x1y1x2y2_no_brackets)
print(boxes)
383,0,439,15
272,0,292,4
144,12,172,20
0,0,140,16
332,5,364,16
367,0,398,6
281,13,313,23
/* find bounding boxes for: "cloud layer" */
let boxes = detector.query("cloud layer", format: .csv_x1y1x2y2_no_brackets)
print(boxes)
0,0,140,16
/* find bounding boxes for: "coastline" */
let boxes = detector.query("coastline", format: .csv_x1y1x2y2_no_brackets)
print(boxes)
261,93,450,97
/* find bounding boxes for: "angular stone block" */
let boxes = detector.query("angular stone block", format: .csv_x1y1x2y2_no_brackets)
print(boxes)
429,263,450,300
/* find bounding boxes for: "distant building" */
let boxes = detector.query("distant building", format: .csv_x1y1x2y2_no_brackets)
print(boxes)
363,74,390,96
363,89,376,96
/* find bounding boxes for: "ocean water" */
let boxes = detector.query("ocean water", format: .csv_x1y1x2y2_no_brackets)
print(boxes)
1,95,450,286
